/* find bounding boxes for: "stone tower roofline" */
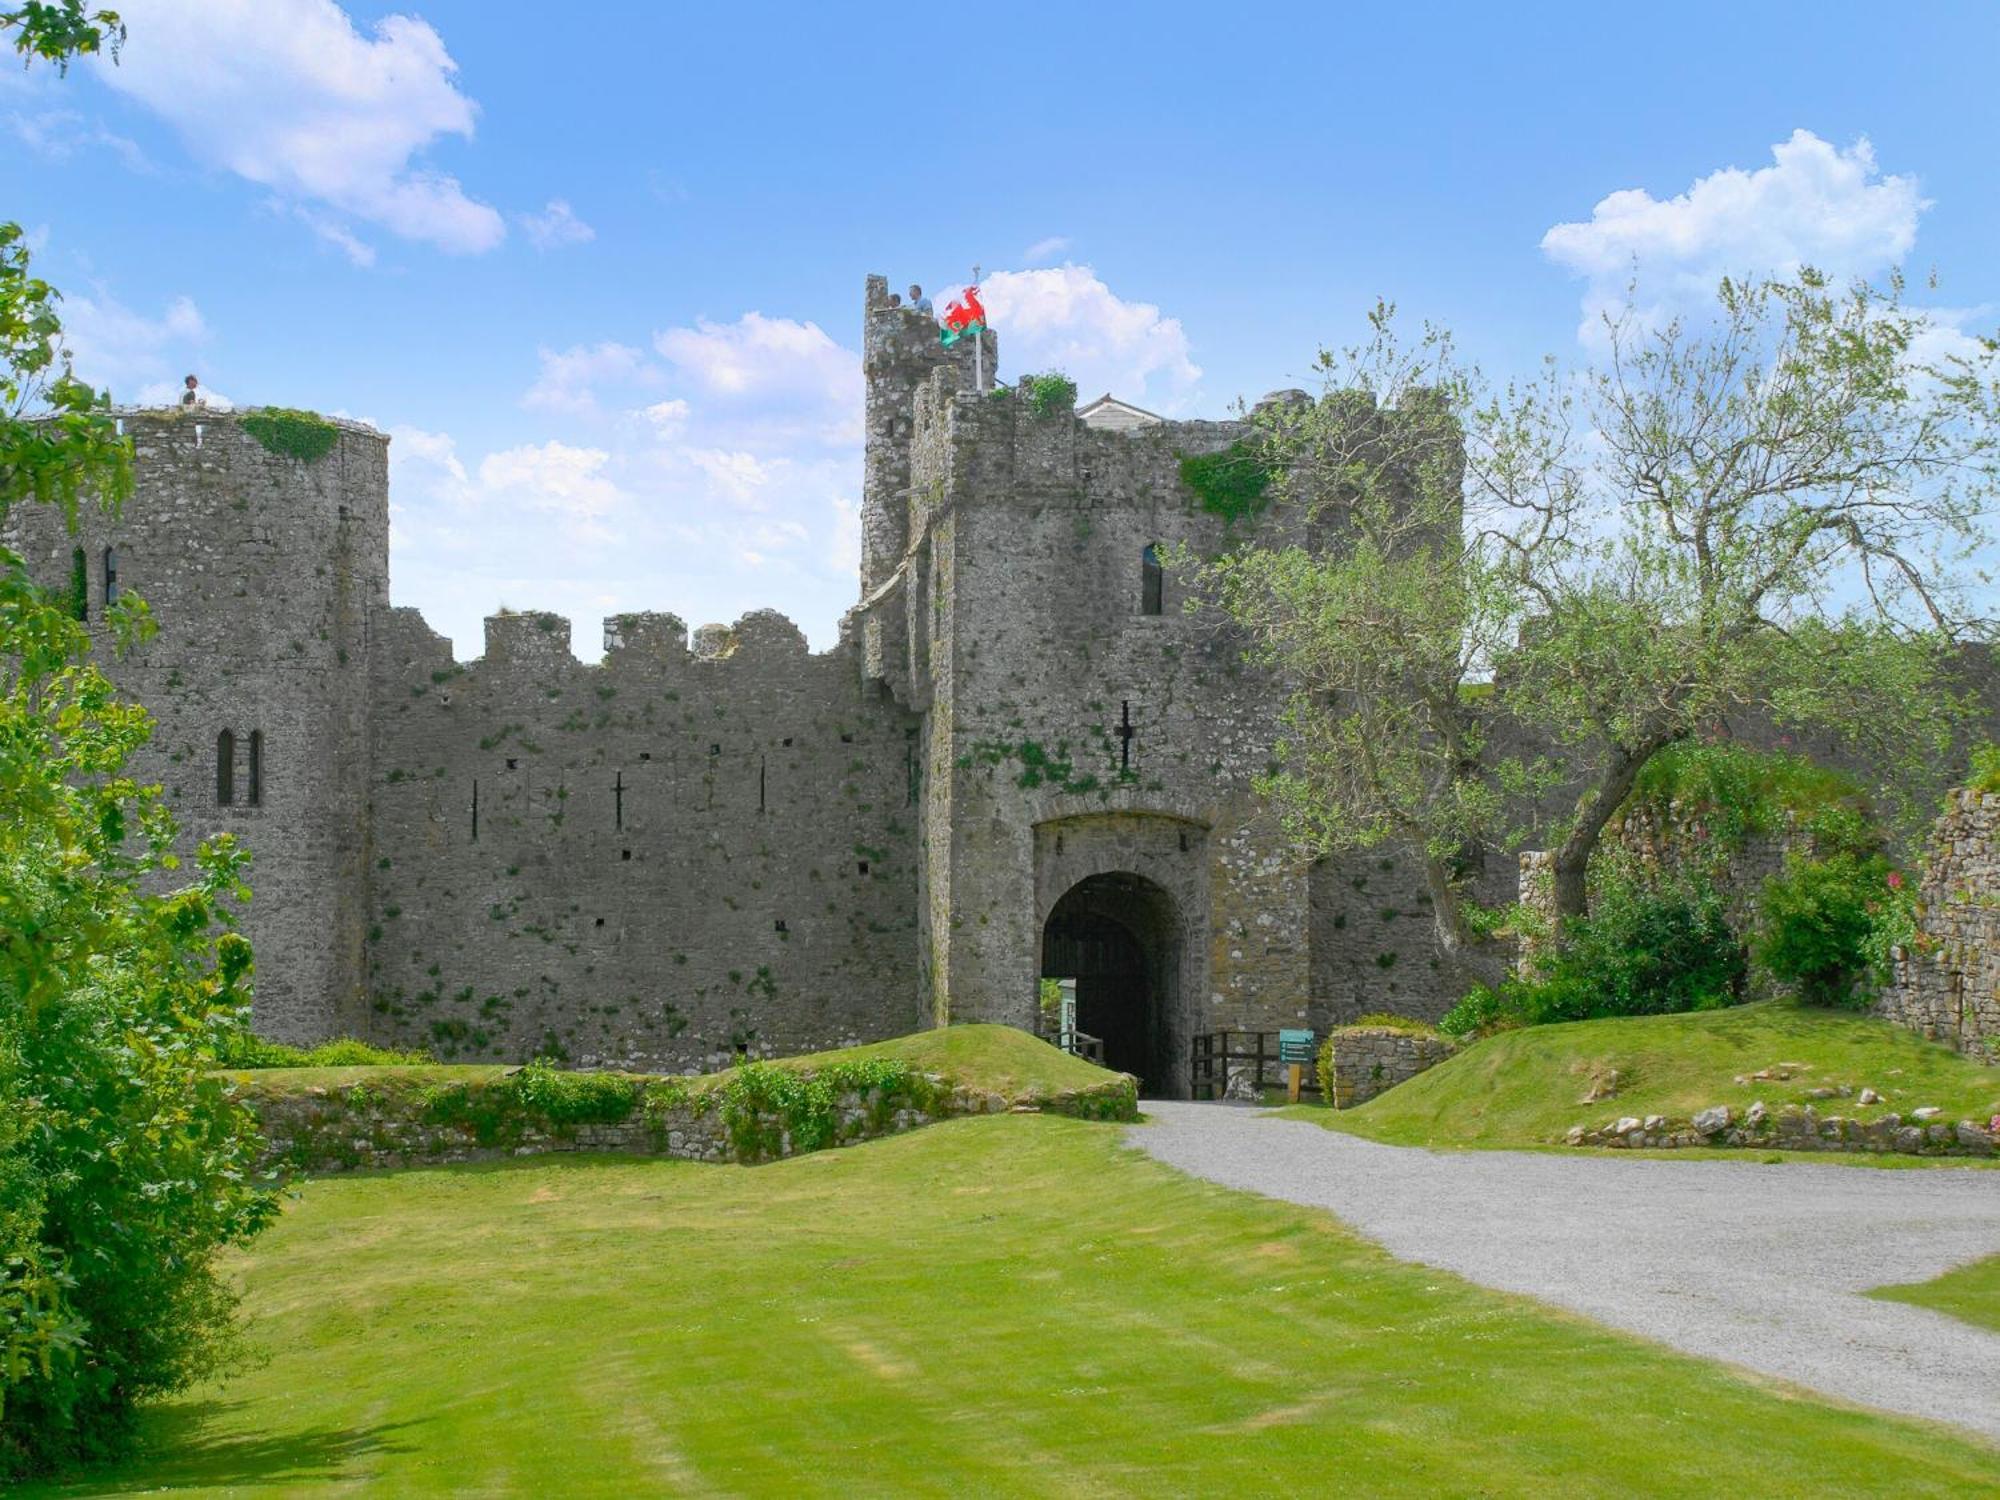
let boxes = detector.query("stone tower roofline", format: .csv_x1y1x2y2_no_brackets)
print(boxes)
108,403,389,441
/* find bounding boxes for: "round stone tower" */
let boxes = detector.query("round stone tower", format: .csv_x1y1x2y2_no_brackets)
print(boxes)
3,405,390,1041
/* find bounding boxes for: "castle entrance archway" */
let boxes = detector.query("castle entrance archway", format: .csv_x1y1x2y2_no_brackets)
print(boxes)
1040,872,1185,1096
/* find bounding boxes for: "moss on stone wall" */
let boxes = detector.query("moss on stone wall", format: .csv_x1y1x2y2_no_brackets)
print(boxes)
241,407,341,464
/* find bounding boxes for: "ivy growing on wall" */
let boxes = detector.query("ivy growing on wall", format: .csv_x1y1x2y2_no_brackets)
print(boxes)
241,406,340,464
1179,441,1273,524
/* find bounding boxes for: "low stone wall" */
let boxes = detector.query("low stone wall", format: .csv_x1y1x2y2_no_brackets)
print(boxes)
1319,1026,1458,1109
1565,1102,1997,1158
248,1069,1137,1174
1879,789,2000,1062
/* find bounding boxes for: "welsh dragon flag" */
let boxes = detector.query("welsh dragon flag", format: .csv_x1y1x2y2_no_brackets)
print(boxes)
938,284,986,346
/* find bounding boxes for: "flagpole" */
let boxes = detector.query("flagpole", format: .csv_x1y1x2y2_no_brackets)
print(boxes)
971,263,983,392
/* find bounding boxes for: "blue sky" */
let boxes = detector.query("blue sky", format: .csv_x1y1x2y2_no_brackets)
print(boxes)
7,1,1997,654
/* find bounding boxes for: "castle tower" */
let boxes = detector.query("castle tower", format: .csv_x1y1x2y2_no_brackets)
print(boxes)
2,407,389,1041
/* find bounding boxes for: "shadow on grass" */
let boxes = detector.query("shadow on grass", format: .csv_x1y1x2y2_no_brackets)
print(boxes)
28,1403,420,1495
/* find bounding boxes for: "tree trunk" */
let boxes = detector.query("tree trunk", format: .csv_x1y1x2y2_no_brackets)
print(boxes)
1549,734,1676,920
1422,849,1505,990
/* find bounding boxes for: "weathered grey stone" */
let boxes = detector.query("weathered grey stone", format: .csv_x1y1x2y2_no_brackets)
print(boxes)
1692,1105,1731,1135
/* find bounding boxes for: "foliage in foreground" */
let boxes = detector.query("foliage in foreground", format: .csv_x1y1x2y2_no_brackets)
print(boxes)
3,91,278,1470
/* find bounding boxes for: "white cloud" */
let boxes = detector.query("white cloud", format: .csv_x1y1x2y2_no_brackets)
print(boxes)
521,342,652,415
9,106,152,172
1022,235,1070,264
640,398,690,435
830,495,861,576
687,448,774,509
519,198,595,251
980,265,1201,411
476,441,624,524
60,287,209,399
281,202,378,267
94,0,503,257
1542,130,1927,338
654,312,860,445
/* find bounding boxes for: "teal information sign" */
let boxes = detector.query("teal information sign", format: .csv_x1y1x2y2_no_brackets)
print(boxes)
1278,1028,1315,1064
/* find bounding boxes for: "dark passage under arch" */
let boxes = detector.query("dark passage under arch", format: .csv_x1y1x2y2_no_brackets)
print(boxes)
1040,871,1184,1095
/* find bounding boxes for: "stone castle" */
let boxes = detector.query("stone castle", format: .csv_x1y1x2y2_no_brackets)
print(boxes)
5,275,1476,1094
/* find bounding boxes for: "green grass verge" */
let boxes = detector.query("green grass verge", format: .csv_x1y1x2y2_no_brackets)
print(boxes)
18,1117,2000,1496
1297,1001,2000,1154
223,1024,1110,1100
1870,1254,2000,1333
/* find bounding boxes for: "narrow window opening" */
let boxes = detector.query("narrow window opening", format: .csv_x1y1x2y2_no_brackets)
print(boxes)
613,770,625,831
193,423,203,448
839,732,853,744
781,736,793,748
505,757,519,771
471,779,479,841
1117,700,1136,771
758,756,767,813
1179,831,1189,852
709,742,720,756
594,917,605,928
639,751,651,762
1055,834,1064,855
69,547,88,622
102,547,119,606
246,729,262,806
857,861,870,876
1141,544,1163,616
621,848,632,862
774,919,787,933
216,730,235,806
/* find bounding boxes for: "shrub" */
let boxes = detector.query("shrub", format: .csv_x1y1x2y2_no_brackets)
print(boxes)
1443,875,1746,1039
1757,852,1910,1007
239,407,338,464
1022,371,1077,417
216,1032,432,1069
1967,743,2000,795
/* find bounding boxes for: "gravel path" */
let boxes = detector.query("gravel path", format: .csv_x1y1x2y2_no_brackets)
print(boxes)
1132,1102,2000,1440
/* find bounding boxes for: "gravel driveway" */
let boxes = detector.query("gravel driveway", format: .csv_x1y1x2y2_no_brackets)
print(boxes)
1132,1102,2000,1440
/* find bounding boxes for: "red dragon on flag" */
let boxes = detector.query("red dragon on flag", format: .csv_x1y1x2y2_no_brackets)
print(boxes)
938,284,987,347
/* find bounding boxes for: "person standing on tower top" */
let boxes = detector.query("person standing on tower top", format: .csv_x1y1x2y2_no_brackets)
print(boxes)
908,283,932,314
180,373,201,407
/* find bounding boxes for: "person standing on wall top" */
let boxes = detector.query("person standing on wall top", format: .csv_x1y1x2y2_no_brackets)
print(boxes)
908,284,932,314
180,373,201,407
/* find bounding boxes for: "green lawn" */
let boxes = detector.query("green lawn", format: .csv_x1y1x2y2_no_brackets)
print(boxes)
1870,1254,2000,1334
1304,1001,2000,1155
20,1115,2000,1497
222,1022,1111,1101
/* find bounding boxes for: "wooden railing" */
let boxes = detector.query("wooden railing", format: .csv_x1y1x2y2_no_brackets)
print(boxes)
1190,1031,1321,1101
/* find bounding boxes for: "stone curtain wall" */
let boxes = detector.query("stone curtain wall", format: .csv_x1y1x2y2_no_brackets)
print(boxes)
1318,1026,1458,1108
1880,790,2000,1062
365,604,925,1073
2,409,387,1041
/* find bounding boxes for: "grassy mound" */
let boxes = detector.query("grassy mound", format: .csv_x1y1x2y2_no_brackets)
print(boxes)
16,1117,1999,1496
1870,1254,2000,1334
223,1023,1111,1100
1306,1001,2000,1152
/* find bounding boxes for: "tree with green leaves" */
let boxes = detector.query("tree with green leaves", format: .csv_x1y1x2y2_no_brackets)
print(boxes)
1,11,278,1478
1193,269,2000,959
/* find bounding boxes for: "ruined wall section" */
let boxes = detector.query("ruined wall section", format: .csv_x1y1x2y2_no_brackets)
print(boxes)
2,408,387,1040
365,605,923,1071
1880,788,2000,1061
908,374,1318,1041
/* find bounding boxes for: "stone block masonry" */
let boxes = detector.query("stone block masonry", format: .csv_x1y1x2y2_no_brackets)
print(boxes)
3,277,1517,1092
1318,1025,1458,1108
1880,788,2000,1061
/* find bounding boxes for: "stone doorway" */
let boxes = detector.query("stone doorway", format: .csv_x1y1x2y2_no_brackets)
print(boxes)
1040,872,1185,1096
